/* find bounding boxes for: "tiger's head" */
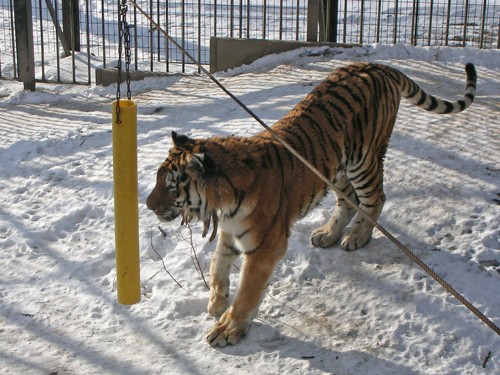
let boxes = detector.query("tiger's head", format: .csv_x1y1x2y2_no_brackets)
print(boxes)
146,131,214,226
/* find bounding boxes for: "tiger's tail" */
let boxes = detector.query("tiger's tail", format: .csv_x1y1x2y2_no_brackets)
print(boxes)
400,63,476,114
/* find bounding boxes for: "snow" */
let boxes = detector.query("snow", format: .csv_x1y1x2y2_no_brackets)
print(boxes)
0,44,499,374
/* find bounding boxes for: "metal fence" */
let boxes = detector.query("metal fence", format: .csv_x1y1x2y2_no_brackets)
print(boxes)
0,0,310,85
334,0,500,48
0,1,498,86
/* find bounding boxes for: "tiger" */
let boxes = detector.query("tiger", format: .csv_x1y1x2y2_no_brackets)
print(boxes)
146,62,476,347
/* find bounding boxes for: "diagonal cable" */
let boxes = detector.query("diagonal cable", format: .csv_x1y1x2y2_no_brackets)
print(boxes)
129,0,499,336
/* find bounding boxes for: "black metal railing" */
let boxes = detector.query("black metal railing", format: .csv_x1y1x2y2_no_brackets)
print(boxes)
0,1,498,86
333,0,499,48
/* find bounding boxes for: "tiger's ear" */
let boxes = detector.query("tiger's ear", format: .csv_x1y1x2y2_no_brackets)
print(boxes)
186,153,205,181
186,153,215,181
171,131,191,148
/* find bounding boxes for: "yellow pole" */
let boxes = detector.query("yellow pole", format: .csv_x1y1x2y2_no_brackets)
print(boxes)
112,99,141,305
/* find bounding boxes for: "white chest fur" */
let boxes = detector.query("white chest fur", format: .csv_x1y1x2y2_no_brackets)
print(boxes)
217,207,258,253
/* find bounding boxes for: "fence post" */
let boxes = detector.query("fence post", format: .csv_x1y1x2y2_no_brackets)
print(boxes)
63,0,80,51
411,0,419,46
307,0,319,41
320,0,339,43
14,0,36,91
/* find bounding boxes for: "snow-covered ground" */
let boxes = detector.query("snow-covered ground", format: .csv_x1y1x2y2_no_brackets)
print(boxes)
0,44,499,374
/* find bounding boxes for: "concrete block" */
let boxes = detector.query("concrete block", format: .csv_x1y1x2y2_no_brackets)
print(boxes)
209,37,350,73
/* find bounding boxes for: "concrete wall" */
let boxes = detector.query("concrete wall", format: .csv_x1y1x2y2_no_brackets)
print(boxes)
210,37,343,73
96,38,351,85
95,68,178,86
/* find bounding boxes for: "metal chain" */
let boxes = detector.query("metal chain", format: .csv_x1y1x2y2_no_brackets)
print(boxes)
124,16,132,100
116,0,132,124
129,0,500,337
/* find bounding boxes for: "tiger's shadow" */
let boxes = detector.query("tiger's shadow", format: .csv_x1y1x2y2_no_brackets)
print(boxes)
216,321,415,374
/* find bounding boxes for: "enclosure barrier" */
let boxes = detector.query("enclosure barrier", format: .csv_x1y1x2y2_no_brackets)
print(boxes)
2,0,498,85
112,99,141,305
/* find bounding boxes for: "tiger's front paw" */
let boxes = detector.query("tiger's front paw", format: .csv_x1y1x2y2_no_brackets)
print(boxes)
340,231,372,251
207,293,229,317
311,225,342,248
206,310,249,348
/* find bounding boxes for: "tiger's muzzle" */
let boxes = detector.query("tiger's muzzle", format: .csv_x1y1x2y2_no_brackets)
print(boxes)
146,186,181,222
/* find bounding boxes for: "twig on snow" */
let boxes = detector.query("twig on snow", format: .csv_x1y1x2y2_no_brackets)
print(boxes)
170,222,210,290
184,222,210,290
157,225,167,237
483,351,492,368
149,230,185,290
265,292,333,333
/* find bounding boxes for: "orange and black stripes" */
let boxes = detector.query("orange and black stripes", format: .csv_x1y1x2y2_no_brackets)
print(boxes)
148,62,476,253
399,63,476,114
145,62,479,346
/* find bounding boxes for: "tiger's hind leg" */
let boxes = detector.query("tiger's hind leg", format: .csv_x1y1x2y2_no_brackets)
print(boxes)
311,171,358,248
340,161,386,251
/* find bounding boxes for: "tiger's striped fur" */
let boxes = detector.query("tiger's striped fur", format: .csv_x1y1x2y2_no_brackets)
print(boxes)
147,62,476,347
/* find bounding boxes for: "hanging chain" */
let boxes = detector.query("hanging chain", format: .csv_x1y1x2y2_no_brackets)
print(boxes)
116,0,132,124
123,5,132,100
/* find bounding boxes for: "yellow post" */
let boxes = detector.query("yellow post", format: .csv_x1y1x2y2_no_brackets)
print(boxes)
112,99,141,305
